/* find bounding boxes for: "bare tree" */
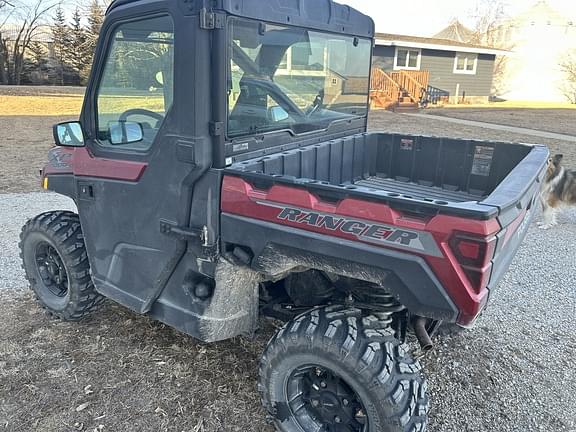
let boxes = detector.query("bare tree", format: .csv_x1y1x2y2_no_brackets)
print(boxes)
468,0,513,96
559,52,576,104
0,0,58,84
0,0,14,83
468,0,508,45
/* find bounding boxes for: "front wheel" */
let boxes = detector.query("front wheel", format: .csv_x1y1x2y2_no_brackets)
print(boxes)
20,211,104,320
259,306,428,432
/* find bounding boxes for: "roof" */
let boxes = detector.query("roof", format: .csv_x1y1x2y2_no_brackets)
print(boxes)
512,1,573,27
375,33,509,56
433,20,476,43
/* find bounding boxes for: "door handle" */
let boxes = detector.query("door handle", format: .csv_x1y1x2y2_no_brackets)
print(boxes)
78,182,95,200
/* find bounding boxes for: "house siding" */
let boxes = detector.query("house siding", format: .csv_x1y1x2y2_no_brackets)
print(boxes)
372,45,497,101
421,50,495,99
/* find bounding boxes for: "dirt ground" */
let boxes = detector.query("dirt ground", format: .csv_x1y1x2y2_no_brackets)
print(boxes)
0,116,71,193
428,108,576,137
1,93,576,432
0,292,275,432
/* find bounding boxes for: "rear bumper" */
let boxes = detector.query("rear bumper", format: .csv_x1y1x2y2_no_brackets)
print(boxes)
221,213,459,322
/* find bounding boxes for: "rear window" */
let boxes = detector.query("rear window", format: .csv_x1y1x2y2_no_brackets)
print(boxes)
227,18,372,138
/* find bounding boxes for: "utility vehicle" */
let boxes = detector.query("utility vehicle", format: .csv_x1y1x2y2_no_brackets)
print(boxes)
20,0,548,430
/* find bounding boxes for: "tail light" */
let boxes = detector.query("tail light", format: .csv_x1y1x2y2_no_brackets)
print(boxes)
450,233,497,294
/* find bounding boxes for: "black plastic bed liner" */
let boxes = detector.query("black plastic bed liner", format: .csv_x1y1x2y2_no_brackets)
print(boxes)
226,132,547,219
354,177,483,204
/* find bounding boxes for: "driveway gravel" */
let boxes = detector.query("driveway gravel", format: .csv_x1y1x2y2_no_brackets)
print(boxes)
0,193,76,293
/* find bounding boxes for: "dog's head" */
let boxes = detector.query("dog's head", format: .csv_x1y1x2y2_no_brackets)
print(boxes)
547,154,564,180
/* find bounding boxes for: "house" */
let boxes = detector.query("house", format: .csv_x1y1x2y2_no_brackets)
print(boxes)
434,20,477,44
371,33,507,109
430,2,576,103
489,1,576,102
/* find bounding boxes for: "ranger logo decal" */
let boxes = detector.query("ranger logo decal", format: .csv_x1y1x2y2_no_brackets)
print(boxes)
257,202,443,257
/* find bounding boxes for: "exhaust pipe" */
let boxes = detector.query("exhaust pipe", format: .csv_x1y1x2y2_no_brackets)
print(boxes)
413,316,434,352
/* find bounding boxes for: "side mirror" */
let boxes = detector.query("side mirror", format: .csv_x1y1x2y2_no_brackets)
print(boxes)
53,122,85,147
108,121,144,145
267,106,290,123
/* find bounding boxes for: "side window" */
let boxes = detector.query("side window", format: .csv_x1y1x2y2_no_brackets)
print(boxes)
454,53,478,74
96,16,174,151
394,48,420,70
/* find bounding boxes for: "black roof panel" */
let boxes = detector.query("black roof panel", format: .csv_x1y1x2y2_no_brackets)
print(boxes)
108,0,374,38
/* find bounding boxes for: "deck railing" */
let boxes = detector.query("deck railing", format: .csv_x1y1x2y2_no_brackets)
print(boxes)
370,68,401,108
370,68,431,108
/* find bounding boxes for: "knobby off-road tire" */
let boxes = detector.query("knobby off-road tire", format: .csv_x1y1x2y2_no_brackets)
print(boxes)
20,211,104,320
259,306,428,432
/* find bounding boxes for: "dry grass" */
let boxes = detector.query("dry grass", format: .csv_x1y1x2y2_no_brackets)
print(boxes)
0,116,68,193
0,96,83,116
0,95,166,117
0,293,275,432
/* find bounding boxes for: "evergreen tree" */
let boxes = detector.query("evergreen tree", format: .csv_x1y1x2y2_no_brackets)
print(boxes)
52,5,72,84
86,0,104,59
70,7,90,83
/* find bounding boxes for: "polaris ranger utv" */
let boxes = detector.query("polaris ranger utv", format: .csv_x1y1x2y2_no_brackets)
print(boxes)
20,0,548,430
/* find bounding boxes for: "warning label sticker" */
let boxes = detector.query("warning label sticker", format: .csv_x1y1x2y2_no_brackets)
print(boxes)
471,146,495,176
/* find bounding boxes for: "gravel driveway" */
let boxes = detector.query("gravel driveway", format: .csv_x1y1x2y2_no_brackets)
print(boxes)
0,193,76,293
1,190,575,431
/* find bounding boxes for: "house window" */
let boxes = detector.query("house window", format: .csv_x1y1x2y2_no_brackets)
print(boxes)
394,48,421,70
454,53,478,74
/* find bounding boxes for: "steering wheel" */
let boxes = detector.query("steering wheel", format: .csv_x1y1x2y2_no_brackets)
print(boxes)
119,108,164,125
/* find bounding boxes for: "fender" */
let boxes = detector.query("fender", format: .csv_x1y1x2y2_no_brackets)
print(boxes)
41,146,149,200
42,147,77,200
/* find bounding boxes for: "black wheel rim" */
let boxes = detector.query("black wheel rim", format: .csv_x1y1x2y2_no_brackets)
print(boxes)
286,365,368,432
34,241,69,298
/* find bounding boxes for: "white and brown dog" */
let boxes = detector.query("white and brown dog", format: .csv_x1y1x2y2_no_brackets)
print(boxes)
539,154,576,229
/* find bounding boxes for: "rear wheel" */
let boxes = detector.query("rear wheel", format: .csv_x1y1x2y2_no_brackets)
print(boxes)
259,306,428,432
20,211,104,320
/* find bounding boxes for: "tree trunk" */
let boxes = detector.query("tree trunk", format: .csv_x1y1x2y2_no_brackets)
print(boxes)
14,53,24,85
0,35,8,84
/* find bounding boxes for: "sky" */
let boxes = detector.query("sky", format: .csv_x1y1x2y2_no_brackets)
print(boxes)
337,0,576,36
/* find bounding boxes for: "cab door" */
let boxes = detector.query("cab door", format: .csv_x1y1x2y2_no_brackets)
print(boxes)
76,13,205,313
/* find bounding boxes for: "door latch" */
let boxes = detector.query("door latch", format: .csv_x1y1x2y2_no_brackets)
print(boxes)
160,220,209,246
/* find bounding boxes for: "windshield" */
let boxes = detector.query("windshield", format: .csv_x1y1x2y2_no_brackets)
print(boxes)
227,19,372,138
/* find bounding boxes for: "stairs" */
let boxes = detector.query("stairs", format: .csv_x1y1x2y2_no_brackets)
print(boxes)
370,69,429,112
394,93,419,113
